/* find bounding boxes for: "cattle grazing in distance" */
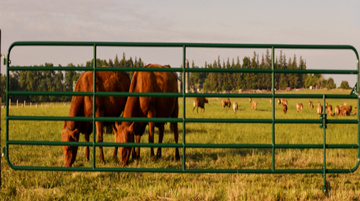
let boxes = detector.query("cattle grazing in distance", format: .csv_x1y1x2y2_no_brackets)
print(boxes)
327,105,334,116
334,105,340,116
282,103,288,114
269,99,272,104
112,64,180,166
296,103,303,112
250,101,257,110
317,102,323,115
309,101,314,109
339,105,352,116
353,107,358,116
232,102,238,114
277,99,282,105
62,71,130,167
281,99,288,106
249,98,252,103
221,98,231,109
193,97,209,113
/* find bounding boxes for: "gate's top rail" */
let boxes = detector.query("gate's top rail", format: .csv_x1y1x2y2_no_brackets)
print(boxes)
7,41,360,52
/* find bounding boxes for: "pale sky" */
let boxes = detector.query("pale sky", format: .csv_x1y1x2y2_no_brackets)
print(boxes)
1,0,360,86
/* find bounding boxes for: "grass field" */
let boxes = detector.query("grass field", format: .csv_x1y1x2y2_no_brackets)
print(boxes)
1,89,360,200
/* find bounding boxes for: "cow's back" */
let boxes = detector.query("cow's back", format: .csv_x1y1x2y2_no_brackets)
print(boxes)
66,71,130,131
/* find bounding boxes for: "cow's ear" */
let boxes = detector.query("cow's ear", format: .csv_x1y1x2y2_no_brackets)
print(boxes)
128,123,134,133
70,129,80,141
113,122,120,133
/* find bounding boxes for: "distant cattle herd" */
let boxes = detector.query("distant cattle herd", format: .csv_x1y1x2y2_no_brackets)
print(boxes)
60,64,357,167
213,97,356,117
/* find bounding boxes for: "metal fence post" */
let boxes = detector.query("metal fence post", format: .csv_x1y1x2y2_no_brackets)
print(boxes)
0,28,2,188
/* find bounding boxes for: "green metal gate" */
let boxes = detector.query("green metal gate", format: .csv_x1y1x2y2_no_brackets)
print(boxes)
5,42,360,193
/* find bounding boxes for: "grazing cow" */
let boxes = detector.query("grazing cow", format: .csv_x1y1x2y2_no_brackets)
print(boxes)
296,103,303,112
269,99,272,104
250,101,257,110
353,107,358,116
281,99,288,105
62,71,130,167
282,103,288,114
193,97,208,113
317,102,323,115
277,99,282,105
249,98,252,103
334,105,340,116
222,98,231,109
112,64,180,165
327,105,333,116
232,102,238,114
339,105,352,116
309,101,314,109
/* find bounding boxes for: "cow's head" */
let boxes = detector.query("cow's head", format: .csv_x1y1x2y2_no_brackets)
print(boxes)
113,122,134,166
62,128,80,167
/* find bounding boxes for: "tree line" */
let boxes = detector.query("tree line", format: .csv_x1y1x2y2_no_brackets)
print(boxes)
2,53,144,103
1,51,351,103
188,50,349,92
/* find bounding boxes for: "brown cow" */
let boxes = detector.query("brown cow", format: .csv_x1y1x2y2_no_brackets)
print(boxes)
232,102,238,114
277,99,282,105
327,105,333,116
309,101,314,109
317,102,323,115
222,98,231,109
339,105,352,116
112,64,180,165
353,107,358,116
282,103,288,114
250,101,257,110
193,97,208,113
296,103,303,112
281,99,288,105
62,71,130,167
334,105,340,116
249,98,252,103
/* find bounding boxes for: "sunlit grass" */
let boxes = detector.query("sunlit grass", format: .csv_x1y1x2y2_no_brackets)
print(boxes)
1,88,360,200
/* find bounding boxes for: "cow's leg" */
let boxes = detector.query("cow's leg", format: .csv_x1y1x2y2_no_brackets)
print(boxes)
95,121,105,163
84,133,90,161
133,135,141,160
172,123,180,161
147,110,156,162
112,147,118,160
156,124,164,159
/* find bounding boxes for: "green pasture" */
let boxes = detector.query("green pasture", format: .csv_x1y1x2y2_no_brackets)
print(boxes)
1,89,359,200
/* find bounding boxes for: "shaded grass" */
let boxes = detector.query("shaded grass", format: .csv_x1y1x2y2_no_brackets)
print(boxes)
1,89,360,200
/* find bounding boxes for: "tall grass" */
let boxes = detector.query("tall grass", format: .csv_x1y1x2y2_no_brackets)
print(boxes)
1,89,359,200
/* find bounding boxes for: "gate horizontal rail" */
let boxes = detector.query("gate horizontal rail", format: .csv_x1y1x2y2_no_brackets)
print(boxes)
5,41,360,193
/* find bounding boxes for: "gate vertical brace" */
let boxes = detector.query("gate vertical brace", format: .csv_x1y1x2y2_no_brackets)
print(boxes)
182,45,186,171
322,95,327,193
92,44,97,170
271,47,275,171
